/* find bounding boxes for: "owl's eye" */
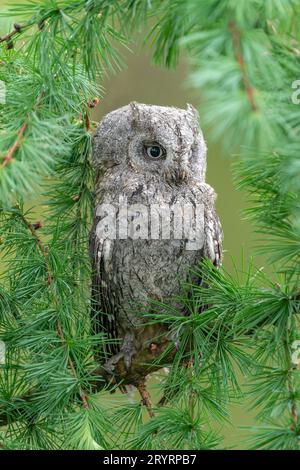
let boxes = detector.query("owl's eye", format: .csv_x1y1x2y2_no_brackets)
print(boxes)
143,142,166,160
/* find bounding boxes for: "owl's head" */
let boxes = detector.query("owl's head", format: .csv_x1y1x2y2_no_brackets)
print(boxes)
93,102,207,184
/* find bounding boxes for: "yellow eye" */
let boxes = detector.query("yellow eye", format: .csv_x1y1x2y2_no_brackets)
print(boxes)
144,142,166,159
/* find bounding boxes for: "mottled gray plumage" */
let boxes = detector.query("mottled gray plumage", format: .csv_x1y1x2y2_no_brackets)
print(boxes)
90,102,223,385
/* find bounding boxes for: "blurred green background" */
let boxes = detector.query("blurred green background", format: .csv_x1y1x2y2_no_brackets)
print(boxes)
0,1,260,448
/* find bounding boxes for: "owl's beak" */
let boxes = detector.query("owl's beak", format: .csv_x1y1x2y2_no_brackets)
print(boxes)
174,167,188,183
164,165,188,184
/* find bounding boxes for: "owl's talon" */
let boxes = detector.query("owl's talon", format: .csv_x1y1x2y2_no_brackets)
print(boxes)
102,351,124,374
102,347,136,376
119,332,136,371
121,347,136,371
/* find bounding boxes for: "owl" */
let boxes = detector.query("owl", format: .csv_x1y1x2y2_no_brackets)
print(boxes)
90,102,222,387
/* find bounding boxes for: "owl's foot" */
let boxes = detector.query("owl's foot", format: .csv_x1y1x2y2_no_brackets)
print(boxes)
102,333,137,376
119,332,137,371
102,351,124,376
119,344,136,371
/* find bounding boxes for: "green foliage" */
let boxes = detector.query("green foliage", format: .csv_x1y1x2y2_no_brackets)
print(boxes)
0,0,300,450
129,406,221,450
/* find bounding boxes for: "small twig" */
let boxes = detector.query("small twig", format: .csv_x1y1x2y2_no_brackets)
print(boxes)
0,24,22,44
0,123,28,168
137,381,155,418
85,112,91,131
1,91,45,169
228,21,258,112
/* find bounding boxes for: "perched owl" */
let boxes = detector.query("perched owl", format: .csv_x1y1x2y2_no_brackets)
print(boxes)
90,103,222,386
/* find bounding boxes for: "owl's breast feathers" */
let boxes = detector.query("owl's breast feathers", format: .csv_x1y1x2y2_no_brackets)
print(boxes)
90,180,223,383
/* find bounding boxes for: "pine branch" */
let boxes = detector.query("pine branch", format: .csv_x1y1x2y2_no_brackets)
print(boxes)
0,356,159,427
1,89,45,169
228,20,258,112
17,211,90,410
137,381,155,418
0,123,28,169
0,23,23,46
0,364,111,427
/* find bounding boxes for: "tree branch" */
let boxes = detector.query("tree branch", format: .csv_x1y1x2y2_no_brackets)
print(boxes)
0,24,23,45
228,21,258,112
137,380,155,418
0,360,146,427
0,123,28,169
0,340,174,426
1,91,46,169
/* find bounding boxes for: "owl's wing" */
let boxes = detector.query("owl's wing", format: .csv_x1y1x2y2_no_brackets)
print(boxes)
203,205,223,267
90,228,119,360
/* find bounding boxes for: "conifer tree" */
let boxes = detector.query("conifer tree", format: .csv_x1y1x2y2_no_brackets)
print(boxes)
0,0,299,450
